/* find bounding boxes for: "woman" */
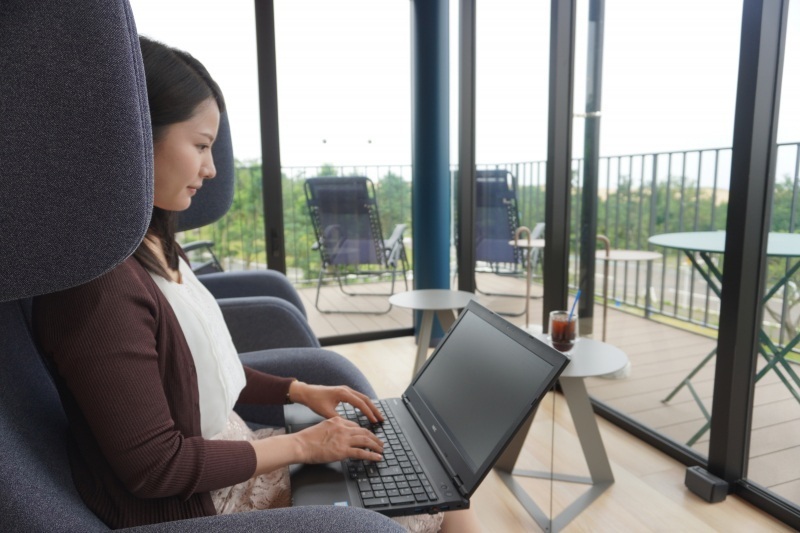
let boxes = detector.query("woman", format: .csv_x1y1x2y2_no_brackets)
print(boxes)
34,37,476,532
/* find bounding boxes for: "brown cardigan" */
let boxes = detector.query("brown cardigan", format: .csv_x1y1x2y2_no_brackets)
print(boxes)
32,256,295,528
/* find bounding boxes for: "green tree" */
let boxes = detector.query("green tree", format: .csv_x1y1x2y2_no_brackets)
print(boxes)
375,172,411,235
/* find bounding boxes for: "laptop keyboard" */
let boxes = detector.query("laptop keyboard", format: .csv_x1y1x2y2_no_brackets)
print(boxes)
336,400,439,508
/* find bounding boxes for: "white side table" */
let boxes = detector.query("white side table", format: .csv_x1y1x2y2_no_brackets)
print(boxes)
495,338,629,532
595,249,662,340
508,237,546,329
388,289,476,376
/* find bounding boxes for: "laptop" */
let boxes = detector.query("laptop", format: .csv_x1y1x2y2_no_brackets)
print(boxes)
285,300,569,516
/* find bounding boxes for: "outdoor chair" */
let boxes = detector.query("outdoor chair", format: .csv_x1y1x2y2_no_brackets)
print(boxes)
0,2,401,531
473,170,543,304
182,240,224,274
475,169,523,271
304,176,409,314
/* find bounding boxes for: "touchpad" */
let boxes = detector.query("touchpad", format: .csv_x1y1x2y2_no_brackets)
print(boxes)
290,462,352,507
284,403,326,433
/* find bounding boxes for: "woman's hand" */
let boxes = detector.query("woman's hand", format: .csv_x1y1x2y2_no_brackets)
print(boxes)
293,416,384,464
250,417,383,476
289,381,384,423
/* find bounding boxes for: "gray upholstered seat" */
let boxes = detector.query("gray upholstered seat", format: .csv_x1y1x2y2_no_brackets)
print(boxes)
0,1,400,531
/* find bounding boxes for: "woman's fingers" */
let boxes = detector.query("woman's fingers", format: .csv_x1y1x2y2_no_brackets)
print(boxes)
338,388,384,423
335,417,383,452
297,417,384,464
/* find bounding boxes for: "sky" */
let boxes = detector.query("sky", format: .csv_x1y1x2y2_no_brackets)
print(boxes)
129,0,799,176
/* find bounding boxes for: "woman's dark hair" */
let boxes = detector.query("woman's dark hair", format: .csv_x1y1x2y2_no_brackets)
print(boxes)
134,36,226,279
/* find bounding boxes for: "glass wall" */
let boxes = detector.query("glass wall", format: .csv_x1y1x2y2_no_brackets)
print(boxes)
748,0,800,510
130,1,269,273
581,0,742,457
468,1,551,334
274,1,411,337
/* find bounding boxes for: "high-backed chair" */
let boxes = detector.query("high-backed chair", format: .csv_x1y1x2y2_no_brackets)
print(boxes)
0,1,401,531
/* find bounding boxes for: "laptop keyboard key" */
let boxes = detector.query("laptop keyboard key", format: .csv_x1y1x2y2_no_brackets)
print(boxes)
347,399,441,510
389,495,416,505
363,497,389,508
377,466,403,477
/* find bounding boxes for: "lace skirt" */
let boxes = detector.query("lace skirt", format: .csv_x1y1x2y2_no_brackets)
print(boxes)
210,411,443,533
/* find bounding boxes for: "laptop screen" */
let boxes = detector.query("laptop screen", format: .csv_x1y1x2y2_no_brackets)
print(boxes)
410,304,559,474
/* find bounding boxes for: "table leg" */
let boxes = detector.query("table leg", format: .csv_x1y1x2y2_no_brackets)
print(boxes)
645,260,654,318
495,377,614,532
559,377,614,484
525,248,532,329
414,310,435,376
435,309,457,333
602,260,609,342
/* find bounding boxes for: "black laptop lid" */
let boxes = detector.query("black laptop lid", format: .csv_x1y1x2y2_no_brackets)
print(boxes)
403,300,568,495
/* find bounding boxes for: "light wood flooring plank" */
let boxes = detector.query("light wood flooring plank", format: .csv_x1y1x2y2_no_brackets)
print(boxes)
330,336,793,531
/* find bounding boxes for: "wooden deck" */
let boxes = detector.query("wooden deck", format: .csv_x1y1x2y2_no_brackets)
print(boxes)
297,271,800,505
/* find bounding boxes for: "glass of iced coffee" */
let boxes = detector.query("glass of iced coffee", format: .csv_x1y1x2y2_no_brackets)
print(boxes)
548,310,578,354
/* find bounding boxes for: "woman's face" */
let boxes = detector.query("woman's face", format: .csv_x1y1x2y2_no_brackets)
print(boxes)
153,98,221,211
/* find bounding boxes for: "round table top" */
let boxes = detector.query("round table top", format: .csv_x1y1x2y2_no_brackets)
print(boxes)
595,249,662,262
509,238,546,250
649,231,800,258
535,335,629,378
389,289,476,311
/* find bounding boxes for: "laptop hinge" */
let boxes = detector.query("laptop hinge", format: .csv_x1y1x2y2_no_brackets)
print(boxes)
453,475,467,496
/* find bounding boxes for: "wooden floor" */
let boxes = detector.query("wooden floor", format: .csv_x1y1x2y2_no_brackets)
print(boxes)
332,335,792,532
298,271,800,513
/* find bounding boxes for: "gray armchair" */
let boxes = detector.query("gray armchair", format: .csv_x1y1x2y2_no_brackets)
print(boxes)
0,1,400,531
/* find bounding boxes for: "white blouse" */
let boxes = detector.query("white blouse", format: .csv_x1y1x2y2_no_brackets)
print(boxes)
149,258,246,438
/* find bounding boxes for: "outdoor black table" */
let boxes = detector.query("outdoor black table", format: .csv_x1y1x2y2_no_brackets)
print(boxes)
649,231,800,445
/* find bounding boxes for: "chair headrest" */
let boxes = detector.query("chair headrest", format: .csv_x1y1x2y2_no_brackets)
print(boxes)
176,112,235,232
0,0,152,302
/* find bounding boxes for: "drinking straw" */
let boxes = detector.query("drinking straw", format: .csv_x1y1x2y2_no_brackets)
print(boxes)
568,289,581,321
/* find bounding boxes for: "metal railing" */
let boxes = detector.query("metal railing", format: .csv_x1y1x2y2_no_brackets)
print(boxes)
179,142,800,341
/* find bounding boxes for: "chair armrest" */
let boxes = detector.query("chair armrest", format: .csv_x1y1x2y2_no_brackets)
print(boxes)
218,297,320,352
125,505,403,532
384,224,406,248
181,240,215,253
199,270,307,318
383,224,407,265
234,347,378,426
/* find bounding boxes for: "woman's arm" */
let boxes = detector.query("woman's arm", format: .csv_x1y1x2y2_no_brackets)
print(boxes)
237,365,295,404
34,261,256,499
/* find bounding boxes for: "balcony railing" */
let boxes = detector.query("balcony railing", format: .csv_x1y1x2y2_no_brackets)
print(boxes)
179,142,800,345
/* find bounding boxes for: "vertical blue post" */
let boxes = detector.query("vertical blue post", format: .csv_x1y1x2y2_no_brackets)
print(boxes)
411,0,449,345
